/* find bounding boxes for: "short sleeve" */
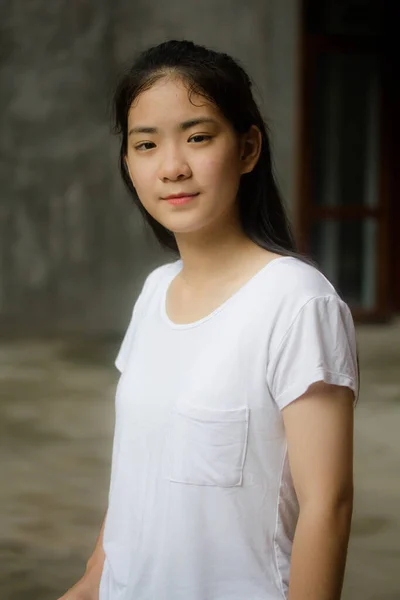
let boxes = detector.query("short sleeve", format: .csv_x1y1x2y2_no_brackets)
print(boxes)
115,265,163,373
266,295,359,410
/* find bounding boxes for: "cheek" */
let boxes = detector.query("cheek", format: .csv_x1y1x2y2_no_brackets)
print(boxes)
197,151,241,185
126,158,152,191
124,160,155,211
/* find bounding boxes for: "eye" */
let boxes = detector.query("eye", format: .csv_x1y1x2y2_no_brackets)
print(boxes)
135,141,156,151
188,134,212,144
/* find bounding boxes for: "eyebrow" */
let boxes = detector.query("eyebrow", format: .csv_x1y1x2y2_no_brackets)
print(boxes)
128,118,218,136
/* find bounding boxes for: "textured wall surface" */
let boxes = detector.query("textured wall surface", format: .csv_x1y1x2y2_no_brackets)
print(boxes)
0,0,299,333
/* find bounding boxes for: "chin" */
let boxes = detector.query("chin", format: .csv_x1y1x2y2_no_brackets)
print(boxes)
163,217,207,234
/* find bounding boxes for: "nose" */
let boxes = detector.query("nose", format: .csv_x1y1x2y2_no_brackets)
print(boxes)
158,147,192,182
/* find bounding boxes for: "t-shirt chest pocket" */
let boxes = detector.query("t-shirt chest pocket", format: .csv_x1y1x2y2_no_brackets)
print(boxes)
164,403,249,487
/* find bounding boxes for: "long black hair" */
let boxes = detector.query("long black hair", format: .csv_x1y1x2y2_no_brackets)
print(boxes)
112,39,314,265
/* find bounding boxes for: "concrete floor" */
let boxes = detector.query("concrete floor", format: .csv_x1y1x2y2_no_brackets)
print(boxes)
1,322,400,600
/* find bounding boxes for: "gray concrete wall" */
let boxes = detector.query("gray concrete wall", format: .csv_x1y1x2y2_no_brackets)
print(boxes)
0,0,299,333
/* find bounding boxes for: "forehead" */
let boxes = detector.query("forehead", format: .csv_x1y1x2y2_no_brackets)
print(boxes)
128,76,222,126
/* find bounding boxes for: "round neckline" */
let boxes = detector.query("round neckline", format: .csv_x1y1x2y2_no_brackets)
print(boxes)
160,255,297,330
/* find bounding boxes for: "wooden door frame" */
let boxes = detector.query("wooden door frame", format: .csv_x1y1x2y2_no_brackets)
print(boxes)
385,13,400,313
295,0,393,322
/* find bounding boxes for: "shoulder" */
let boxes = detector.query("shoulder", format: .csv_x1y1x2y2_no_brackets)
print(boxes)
262,256,354,343
122,258,180,328
266,256,338,302
138,258,182,299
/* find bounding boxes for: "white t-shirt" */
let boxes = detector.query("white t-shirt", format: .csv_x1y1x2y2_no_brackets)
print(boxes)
99,256,358,600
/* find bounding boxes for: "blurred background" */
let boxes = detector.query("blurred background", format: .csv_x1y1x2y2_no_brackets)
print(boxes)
1,1,399,599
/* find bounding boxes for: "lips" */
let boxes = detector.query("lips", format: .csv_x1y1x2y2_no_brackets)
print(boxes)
163,193,198,200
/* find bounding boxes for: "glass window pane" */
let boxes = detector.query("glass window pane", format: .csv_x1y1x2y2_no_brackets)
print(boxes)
310,219,377,309
312,52,380,207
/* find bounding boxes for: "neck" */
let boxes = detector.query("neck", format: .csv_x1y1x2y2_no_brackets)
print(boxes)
175,231,260,289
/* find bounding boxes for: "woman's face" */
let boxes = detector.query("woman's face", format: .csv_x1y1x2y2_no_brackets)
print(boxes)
124,76,258,237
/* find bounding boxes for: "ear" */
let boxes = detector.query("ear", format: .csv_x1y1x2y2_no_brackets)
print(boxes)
239,125,262,175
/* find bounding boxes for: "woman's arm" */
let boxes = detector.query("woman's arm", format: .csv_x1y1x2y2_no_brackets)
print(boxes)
282,381,355,600
57,511,106,600
85,511,106,573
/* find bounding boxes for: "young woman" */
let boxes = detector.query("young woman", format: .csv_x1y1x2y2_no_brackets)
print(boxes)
60,40,358,600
